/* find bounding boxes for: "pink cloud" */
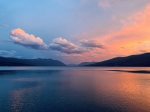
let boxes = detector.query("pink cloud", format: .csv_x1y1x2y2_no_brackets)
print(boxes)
10,28,48,50
68,4,150,63
98,0,111,9
49,37,87,54
96,4,150,59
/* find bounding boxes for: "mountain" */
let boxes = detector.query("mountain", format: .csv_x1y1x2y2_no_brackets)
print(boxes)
0,57,65,66
84,53,150,67
79,62,96,66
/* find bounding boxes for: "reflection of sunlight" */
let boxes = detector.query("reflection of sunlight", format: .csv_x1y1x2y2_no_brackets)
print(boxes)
5,69,150,112
10,80,42,112
117,73,150,108
11,89,31,112
91,71,150,111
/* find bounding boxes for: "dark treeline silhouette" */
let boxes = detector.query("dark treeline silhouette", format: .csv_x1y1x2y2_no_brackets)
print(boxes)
0,57,65,66
83,53,150,67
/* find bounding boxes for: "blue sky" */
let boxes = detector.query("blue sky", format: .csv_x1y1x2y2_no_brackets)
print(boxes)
0,0,150,63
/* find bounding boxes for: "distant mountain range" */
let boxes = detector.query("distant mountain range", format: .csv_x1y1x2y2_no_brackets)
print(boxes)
79,62,96,66
1,53,150,67
81,53,150,67
0,57,65,66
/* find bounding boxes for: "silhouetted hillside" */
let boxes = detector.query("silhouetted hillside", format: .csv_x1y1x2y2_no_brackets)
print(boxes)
85,53,150,67
79,62,96,66
0,57,65,66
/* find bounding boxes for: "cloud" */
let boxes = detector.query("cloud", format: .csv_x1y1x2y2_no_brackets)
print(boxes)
10,29,89,54
9,4,150,63
0,50,16,57
65,4,150,63
0,24,9,29
10,28,48,50
80,40,104,48
98,0,111,9
98,0,122,9
49,37,86,54
95,4,150,56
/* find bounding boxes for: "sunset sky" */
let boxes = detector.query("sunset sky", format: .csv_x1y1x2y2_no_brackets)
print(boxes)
0,0,150,64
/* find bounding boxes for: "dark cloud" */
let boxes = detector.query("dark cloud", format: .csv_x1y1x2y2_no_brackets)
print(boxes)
80,40,104,49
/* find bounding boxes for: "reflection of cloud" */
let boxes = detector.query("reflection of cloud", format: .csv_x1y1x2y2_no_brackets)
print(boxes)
64,70,150,111
11,80,41,112
87,70,150,111
49,37,87,54
10,28,48,50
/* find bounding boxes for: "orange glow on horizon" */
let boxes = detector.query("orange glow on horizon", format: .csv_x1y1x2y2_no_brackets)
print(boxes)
67,4,150,63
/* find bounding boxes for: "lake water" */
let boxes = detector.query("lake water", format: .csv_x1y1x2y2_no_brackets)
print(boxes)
0,67,150,112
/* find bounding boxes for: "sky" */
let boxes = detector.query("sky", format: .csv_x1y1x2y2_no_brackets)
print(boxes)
0,0,150,64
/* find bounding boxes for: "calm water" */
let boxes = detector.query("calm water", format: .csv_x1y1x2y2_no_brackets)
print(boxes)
0,67,150,112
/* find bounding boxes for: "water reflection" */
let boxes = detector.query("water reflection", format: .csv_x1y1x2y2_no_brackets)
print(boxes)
0,68,149,112
61,70,150,112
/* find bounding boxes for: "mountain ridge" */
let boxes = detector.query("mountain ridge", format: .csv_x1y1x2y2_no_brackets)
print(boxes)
0,57,65,66
82,53,150,67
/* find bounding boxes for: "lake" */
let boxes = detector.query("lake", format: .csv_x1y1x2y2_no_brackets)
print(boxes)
0,67,150,112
